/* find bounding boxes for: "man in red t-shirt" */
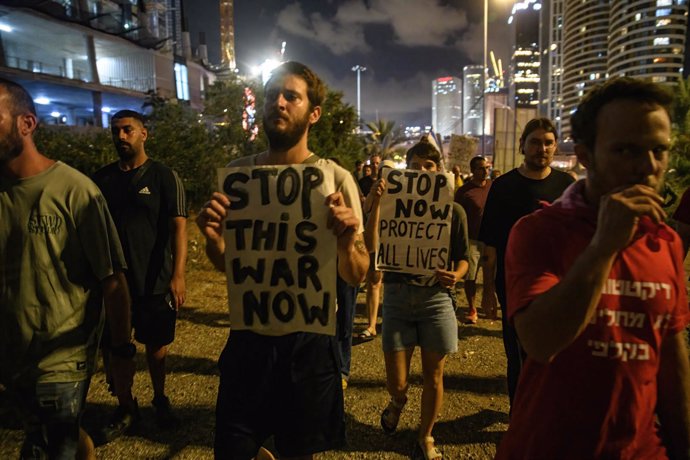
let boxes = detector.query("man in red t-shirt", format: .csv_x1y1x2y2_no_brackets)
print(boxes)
497,78,690,459
454,156,494,323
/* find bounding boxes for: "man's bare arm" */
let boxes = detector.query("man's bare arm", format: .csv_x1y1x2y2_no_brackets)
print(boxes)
514,185,666,363
170,216,187,308
103,271,134,398
363,178,385,253
196,192,229,272
326,191,369,286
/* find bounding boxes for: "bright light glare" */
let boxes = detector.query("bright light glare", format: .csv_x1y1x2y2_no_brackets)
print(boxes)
258,59,281,84
34,97,50,105
50,111,60,117
0,24,13,33
102,107,111,113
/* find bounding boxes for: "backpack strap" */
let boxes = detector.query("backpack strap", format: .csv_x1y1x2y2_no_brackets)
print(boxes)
302,153,321,164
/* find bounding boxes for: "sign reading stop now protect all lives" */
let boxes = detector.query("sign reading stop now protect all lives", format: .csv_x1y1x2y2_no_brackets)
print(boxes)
217,165,337,336
376,169,454,276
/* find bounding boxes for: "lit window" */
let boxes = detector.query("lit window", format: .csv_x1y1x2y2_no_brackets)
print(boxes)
174,63,189,101
654,37,670,45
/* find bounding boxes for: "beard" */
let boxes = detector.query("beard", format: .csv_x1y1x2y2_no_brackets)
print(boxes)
115,142,136,161
263,111,310,151
0,122,23,163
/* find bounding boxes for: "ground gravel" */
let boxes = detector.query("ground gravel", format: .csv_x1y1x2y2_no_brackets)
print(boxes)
0,223,510,459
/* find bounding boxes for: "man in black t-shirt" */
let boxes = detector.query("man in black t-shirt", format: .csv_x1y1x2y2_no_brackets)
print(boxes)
358,162,375,198
93,110,188,438
478,118,574,408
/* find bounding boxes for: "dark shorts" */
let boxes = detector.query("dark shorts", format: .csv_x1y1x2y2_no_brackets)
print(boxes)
132,293,177,346
12,379,89,460
214,330,345,459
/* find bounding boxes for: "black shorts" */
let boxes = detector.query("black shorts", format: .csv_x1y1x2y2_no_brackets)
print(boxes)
132,293,177,346
214,330,345,459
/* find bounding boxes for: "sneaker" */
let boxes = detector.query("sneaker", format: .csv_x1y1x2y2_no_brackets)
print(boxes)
152,395,179,429
101,399,140,442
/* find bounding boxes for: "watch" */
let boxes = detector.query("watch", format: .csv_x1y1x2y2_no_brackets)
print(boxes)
111,342,136,359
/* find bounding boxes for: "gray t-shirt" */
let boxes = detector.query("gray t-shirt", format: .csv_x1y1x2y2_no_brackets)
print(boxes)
0,162,127,385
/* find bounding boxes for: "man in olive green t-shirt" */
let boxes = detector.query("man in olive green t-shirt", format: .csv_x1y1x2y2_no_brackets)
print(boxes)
0,78,134,458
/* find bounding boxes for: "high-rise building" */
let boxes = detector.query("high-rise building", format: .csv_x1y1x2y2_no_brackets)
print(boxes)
541,0,564,133
608,1,687,80
0,1,215,125
560,0,609,137
463,65,483,135
432,76,463,139
485,90,509,140
510,0,541,108
558,0,688,138
220,0,237,70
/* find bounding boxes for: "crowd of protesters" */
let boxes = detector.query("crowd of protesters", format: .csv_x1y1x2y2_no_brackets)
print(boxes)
1,60,688,460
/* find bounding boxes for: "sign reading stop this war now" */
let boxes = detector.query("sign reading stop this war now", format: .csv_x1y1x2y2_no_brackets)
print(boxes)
217,164,337,336
376,168,454,276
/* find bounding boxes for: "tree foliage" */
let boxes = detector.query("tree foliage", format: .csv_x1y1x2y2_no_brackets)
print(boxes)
203,75,267,162
665,76,690,214
363,119,406,160
31,76,366,206
308,90,363,168
144,98,222,206
669,77,690,191
34,125,115,176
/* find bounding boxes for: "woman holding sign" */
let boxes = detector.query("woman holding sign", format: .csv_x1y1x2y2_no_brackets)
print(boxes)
368,139,470,460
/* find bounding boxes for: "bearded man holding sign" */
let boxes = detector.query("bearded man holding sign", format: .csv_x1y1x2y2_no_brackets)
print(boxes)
196,61,368,460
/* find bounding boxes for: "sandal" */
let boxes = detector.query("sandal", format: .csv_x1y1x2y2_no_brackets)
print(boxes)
380,396,407,434
463,311,478,325
412,436,442,460
358,328,376,340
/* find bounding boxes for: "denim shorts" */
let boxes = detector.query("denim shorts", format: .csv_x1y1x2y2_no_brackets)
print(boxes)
382,283,458,355
14,379,89,460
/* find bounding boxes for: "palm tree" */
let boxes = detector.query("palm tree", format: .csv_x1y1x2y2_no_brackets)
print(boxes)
363,119,407,159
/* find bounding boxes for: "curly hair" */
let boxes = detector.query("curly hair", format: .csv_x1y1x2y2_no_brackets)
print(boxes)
265,61,326,109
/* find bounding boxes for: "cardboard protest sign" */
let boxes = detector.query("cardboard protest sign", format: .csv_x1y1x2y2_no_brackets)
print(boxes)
376,168,454,275
217,164,337,336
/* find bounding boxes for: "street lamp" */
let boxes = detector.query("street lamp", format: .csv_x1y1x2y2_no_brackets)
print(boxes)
482,0,488,157
352,65,366,132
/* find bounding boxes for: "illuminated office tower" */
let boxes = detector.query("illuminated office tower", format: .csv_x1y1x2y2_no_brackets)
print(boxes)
463,65,483,135
432,76,463,139
541,0,564,132
510,0,541,108
560,0,608,137
608,1,687,81
560,0,688,138
220,0,237,70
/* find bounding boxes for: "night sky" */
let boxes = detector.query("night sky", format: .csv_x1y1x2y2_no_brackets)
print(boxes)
184,0,514,127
